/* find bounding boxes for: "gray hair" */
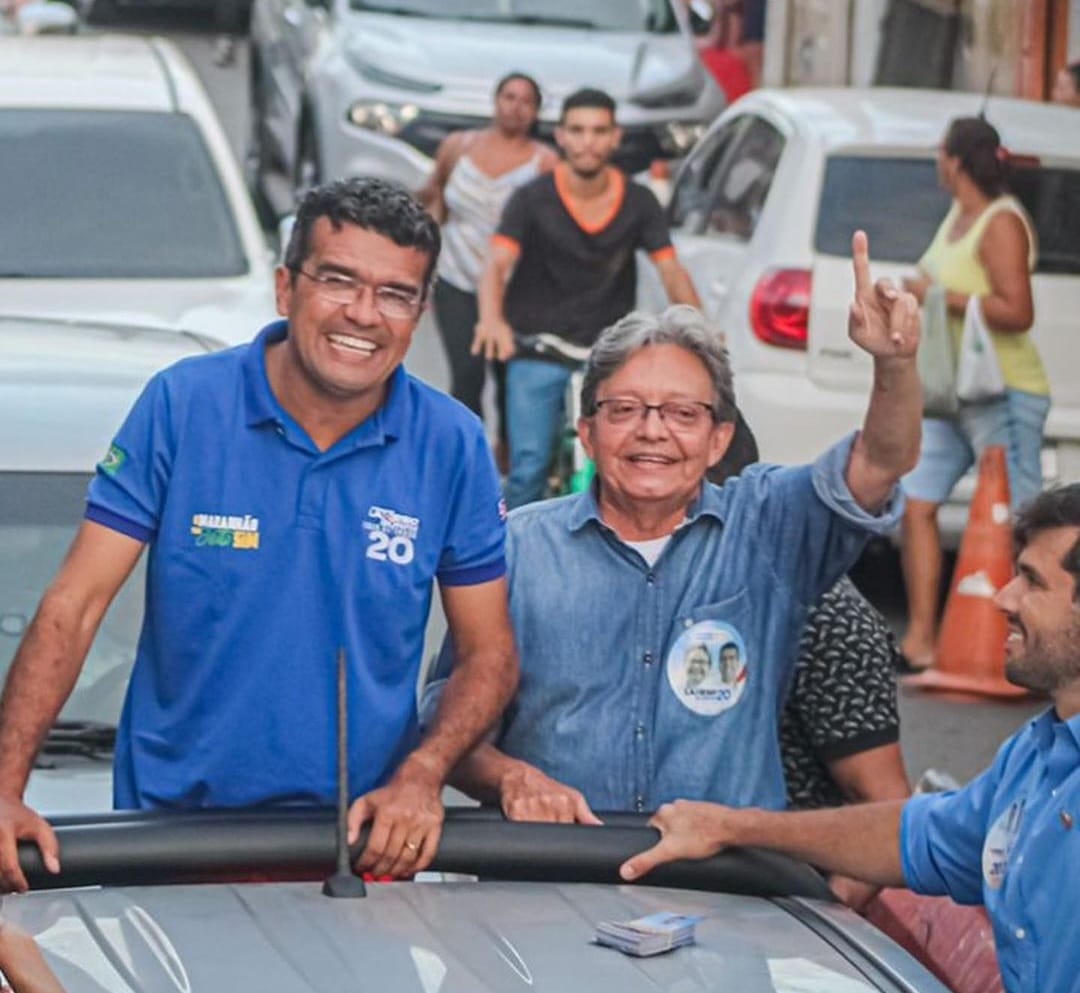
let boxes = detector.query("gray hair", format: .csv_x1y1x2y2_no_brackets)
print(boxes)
580,306,735,421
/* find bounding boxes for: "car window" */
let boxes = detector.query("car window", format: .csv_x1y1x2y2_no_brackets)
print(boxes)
669,118,746,233
814,156,950,263
0,473,141,724
0,110,248,279
815,154,1080,273
1010,165,1080,275
701,115,784,240
350,0,678,31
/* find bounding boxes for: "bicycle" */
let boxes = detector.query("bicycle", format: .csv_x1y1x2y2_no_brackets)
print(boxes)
513,334,595,497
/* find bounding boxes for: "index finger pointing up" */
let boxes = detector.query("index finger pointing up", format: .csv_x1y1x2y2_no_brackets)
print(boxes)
851,229,872,295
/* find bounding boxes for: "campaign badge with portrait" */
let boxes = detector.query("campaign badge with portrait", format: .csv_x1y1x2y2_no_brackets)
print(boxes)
666,619,748,716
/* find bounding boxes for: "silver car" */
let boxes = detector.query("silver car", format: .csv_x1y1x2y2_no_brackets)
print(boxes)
247,0,724,210
0,316,220,815
4,809,951,992
0,33,277,349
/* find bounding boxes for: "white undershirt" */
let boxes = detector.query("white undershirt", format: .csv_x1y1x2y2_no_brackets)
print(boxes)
623,533,674,567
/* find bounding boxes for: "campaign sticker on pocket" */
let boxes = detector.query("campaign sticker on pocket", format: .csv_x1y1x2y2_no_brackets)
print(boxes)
666,619,748,716
983,799,1025,891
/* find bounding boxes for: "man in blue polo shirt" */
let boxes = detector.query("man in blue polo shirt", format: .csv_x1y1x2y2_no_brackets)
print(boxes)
0,178,519,892
427,231,921,819
621,484,1080,993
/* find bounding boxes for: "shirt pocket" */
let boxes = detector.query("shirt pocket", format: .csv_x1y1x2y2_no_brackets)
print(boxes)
663,588,754,719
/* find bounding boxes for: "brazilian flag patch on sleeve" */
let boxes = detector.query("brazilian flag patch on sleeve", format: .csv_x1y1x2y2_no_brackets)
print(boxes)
99,442,128,477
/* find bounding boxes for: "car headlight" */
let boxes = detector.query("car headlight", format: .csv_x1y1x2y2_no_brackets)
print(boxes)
347,101,421,137
659,121,707,157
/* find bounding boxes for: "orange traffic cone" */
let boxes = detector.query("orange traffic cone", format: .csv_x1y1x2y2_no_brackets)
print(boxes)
905,445,1028,698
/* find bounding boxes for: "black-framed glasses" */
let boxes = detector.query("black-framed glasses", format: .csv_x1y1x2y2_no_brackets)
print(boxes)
292,268,422,320
594,397,716,429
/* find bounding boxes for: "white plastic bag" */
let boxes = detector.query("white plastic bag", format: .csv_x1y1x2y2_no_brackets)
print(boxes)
956,296,1005,403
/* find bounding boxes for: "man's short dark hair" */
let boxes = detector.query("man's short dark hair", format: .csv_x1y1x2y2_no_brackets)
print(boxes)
560,87,617,124
283,177,441,290
1013,484,1080,602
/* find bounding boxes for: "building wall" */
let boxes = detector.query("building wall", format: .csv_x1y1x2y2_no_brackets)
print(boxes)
760,0,1075,99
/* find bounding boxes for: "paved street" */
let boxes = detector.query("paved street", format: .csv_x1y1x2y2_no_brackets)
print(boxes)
118,11,1046,787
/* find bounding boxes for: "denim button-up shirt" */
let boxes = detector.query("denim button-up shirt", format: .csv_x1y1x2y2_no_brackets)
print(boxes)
427,434,900,812
902,710,1080,993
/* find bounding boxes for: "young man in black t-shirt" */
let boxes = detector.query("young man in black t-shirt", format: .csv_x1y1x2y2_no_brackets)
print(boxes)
475,87,701,508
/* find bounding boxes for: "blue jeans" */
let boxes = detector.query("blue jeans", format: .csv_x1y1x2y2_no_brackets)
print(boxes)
505,358,572,509
902,389,1051,509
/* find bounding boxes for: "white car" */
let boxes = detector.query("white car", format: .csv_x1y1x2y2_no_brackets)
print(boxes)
639,87,1080,530
247,0,724,210
0,315,219,814
0,33,276,348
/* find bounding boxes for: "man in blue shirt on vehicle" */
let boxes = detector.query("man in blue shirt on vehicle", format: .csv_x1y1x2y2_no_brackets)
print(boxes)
0,178,519,892
621,483,1080,993
429,231,922,819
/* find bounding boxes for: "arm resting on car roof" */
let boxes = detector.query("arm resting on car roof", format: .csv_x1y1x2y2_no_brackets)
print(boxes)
449,742,602,825
347,577,520,877
0,520,144,892
620,798,908,887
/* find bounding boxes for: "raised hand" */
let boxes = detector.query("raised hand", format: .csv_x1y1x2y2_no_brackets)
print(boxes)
848,230,920,360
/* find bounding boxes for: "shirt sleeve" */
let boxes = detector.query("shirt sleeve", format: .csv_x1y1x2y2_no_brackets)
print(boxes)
901,741,1014,905
436,420,507,586
635,185,675,258
84,372,174,543
733,433,903,611
494,183,532,254
794,577,901,761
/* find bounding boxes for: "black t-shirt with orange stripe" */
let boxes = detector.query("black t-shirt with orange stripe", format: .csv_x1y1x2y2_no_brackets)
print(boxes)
495,165,675,349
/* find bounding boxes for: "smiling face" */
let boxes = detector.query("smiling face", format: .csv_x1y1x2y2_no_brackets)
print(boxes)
994,526,1080,701
272,219,429,418
579,344,734,535
555,106,621,180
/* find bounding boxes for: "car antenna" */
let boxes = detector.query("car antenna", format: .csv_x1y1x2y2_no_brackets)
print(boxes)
322,647,367,898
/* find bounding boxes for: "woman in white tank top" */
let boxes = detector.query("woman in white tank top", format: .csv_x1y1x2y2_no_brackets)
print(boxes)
419,73,557,466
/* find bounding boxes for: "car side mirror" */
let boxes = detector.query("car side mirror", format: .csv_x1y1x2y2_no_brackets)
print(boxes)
687,0,715,37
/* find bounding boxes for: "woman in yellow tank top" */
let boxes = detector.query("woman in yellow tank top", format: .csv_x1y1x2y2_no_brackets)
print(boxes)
898,117,1050,671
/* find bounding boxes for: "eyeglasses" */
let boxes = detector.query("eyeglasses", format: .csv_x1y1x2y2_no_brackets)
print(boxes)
594,397,716,429
292,268,422,320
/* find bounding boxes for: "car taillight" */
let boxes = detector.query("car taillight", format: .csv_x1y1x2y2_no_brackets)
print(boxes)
749,269,811,350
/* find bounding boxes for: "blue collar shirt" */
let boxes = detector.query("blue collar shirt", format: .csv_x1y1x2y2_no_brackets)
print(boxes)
429,435,899,813
86,322,506,809
901,709,1080,993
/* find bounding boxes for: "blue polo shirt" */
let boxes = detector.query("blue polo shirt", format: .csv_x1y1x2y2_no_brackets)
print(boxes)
426,436,900,812
901,709,1080,993
86,321,506,809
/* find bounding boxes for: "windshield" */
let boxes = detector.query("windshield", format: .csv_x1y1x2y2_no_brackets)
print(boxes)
0,110,247,279
0,473,142,725
350,0,678,31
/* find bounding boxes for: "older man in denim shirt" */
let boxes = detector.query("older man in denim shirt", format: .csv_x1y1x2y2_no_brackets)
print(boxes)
428,232,921,820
